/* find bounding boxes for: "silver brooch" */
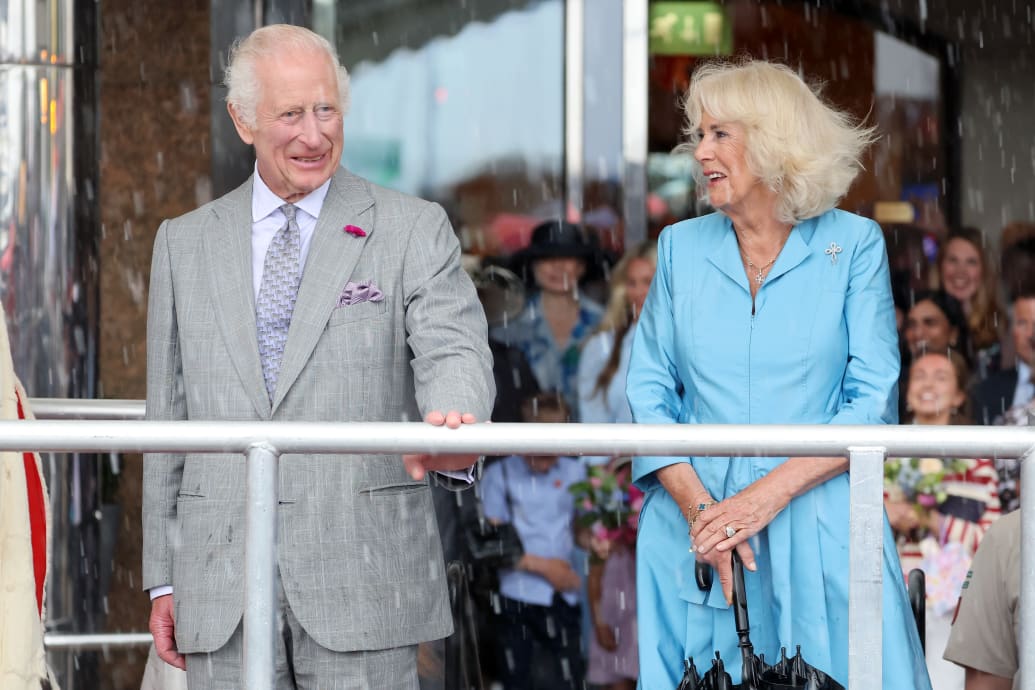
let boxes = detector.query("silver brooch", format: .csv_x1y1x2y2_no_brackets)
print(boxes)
825,242,843,264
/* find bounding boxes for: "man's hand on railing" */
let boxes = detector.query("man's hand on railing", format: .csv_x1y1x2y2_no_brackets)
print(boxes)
150,594,186,670
402,410,483,480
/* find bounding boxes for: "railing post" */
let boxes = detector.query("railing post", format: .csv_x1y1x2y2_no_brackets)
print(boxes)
244,442,279,690
1021,443,1035,690
848,447,885,689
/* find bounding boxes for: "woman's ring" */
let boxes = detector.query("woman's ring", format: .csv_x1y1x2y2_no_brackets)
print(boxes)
724,526,738,538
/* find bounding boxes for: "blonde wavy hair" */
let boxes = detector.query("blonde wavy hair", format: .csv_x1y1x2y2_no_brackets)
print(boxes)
588,241,658,400
678,59,878,224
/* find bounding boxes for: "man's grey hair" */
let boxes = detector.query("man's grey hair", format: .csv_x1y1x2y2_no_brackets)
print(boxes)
225,24,351,128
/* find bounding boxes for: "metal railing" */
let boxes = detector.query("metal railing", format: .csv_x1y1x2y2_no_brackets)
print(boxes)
17,399,1035,690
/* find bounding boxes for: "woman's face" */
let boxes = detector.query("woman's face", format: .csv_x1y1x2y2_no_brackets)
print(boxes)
940,237,983,304
624,257,655,320
693,113,772,217
907,353,965,422
904,299,958,357
532,256,586,294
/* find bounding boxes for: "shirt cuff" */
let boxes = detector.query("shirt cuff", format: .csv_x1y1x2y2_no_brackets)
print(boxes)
149,585,174,600
432,457,483,491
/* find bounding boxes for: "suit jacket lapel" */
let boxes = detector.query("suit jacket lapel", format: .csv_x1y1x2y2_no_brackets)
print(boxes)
204,177,272,419
273,169,375,411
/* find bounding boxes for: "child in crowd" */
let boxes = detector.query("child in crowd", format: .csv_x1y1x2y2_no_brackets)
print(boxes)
885,351,1001,690
479,393,586,690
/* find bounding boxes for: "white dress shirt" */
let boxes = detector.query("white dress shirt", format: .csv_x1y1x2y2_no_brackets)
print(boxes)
1013,360,1034,409
250,167,330,299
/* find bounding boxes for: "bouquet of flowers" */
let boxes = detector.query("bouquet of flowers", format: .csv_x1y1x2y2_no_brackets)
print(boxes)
569,461,644,559
884,457,968,509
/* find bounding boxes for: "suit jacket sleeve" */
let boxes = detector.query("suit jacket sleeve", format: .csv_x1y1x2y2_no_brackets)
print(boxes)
402,202,494,421
142,220,188,591
827,220,901,425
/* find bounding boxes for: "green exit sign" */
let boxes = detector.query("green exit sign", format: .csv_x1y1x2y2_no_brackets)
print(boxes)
649,2,732,56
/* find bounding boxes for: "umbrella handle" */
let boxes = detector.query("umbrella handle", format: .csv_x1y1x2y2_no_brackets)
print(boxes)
731,551,750,631
695,560,713,590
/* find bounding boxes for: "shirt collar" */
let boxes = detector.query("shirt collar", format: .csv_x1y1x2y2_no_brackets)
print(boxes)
251,164,332,222
1019,360,1032,386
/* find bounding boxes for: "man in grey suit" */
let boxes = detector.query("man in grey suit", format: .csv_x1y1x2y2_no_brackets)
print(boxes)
143,24,494,688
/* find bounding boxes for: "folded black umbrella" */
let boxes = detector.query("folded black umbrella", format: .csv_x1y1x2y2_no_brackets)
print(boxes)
678,553,845,690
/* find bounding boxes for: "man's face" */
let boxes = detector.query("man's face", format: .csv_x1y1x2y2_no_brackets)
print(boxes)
1012,297,1035,367
229,48,344,203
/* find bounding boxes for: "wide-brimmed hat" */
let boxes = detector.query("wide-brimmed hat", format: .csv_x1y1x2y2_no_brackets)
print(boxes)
510,219,608,286
519,220,600,261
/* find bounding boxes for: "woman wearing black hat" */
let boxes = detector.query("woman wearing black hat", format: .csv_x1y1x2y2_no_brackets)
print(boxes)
490,220,605,418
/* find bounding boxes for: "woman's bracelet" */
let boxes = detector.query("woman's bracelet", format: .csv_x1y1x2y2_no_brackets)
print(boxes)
686,501,714,531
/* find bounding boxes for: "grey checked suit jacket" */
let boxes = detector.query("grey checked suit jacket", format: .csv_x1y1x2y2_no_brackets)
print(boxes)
142,168,494,655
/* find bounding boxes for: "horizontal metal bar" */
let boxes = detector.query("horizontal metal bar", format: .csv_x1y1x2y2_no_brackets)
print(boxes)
29,398,144,420
44,632,153,650
1,419,1033,458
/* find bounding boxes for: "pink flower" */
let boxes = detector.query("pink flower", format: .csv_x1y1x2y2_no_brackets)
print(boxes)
344,224,367,237
582,498,594,511
629,489,644,513
589,476,603,489
917,493,938,508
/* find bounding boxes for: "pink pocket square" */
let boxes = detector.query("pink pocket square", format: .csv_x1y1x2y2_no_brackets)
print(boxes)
338,281,384,307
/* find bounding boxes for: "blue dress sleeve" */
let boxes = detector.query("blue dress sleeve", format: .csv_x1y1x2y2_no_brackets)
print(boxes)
627,228,690,488
828,219,901,425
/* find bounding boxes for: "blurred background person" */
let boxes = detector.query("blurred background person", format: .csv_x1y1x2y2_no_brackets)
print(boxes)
936,227,1004,380
577,241,657,460
480,392,586,690
492,220,605,419
999,222,1035,315
904,289,969,362
972,284,1035,427
884,350,1000,690
0,302,56,690
942,509,1021,690
575,241,656,690
627,58,928,689
901,289,970,418
973,280,1035,517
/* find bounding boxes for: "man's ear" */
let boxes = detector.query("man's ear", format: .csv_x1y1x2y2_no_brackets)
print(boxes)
227,103,255,145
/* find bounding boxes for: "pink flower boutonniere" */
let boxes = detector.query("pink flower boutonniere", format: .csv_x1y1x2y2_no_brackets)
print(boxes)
343,224,367,238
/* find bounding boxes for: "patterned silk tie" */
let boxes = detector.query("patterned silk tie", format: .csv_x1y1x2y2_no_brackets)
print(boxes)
256,204,301,402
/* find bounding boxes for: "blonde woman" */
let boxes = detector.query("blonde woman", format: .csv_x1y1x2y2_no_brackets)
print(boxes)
577,241,657,434
576,242,656,690
627,59,929,688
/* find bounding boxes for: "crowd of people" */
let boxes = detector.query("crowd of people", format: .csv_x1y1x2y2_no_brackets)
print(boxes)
469,61,1034,690
18,21,1016,690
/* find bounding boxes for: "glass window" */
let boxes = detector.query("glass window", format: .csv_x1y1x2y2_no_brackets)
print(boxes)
322,0,564,258
645,0,949,237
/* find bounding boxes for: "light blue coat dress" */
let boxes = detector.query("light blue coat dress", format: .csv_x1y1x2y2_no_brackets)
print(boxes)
627,210,931,689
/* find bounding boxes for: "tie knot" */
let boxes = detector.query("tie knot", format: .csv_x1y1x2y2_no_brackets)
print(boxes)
280,204,297,222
